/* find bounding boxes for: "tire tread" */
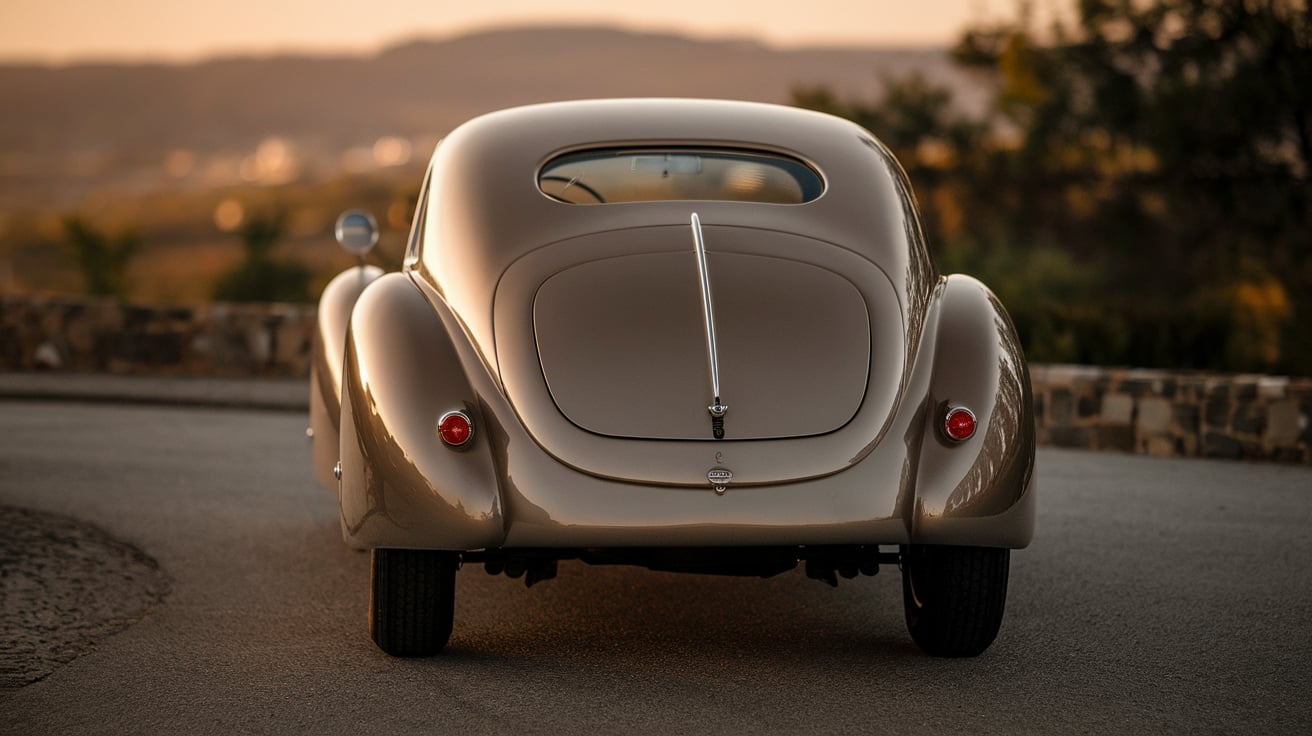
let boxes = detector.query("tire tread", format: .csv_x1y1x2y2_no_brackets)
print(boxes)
902,545,1009,657
370,549,456,657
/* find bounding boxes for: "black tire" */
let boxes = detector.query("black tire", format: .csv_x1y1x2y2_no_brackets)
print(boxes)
901,544,1010,657
370,549,458,657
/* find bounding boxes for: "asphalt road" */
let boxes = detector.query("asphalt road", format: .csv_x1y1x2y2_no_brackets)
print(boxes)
1,399,1310,734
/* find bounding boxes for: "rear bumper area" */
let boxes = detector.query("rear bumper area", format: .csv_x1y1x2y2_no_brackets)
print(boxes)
338,272,1035,553
343,361,1032,551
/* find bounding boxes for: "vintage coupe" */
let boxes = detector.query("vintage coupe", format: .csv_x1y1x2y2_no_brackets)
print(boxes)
310,99,1035,659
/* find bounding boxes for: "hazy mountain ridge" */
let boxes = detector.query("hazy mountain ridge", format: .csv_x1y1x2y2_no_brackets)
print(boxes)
0,26,985,207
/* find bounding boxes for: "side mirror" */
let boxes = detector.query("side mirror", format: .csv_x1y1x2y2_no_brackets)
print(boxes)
334,210,379,256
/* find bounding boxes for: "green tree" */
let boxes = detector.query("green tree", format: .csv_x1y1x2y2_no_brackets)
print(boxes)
987,0,1309,372
797,0,1311,373
213,209,311,303
60,216,141,298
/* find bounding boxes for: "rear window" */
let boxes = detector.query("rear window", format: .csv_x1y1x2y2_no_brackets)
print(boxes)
538,148,823,205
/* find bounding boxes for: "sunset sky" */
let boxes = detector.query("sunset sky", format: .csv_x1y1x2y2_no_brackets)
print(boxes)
0,0,1066,63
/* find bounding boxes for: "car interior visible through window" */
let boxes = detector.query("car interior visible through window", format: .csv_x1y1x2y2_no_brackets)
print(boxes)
538,148,824,205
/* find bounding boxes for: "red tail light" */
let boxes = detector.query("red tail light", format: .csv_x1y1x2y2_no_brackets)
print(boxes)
944,407,977,442
438,410,474,448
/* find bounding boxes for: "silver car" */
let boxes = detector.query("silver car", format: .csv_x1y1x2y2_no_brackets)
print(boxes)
310,98,1036,658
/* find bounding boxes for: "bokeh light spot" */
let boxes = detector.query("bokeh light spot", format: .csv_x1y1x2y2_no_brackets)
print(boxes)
373,136,412,167
213,199,244,231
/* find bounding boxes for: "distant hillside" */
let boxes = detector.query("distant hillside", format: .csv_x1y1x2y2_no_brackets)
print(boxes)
0,26,987,208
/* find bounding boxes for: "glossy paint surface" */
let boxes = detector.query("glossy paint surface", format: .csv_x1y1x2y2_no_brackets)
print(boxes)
321,99,1036,551
338,275,503,550
309,264,382,490
533,247,870,440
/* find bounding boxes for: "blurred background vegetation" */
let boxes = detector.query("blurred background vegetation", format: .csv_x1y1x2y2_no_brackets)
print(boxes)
796,0,1310,374
2,173,418,306
1,1,1307,375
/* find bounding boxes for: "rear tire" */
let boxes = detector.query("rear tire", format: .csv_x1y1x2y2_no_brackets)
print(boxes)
370,549,457,657
901,544,1009,657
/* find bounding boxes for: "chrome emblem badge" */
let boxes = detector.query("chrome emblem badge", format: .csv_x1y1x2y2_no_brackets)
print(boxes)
707,467,733,495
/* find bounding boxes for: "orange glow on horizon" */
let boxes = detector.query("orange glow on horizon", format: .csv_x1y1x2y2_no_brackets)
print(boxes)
0,0,1072,64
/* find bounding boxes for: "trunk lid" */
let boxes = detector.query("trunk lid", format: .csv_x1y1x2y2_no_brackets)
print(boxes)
532,232,870,441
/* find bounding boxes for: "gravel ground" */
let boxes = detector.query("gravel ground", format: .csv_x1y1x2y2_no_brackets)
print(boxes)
0,505,171,688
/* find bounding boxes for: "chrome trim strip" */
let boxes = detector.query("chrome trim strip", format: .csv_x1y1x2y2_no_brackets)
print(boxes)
690,213,726,414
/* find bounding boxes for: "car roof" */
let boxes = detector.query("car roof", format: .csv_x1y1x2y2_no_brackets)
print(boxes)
419,98,918,261
410,98,933,381
455,97,861,163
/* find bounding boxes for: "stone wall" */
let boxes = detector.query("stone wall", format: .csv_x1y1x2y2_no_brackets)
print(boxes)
3,295,1309,464
0,295,315,378
1031,365,1311,464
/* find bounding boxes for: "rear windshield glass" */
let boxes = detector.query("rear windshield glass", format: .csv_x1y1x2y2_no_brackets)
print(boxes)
539,148,823,205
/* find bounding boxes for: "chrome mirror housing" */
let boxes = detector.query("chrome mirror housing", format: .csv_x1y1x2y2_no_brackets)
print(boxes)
334,209,379,256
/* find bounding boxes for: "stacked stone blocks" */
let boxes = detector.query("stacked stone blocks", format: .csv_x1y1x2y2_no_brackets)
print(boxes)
1031,365,1310,464
1,295,314,378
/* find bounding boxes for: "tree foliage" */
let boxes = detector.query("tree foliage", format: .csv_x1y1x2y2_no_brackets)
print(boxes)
60,216,141,299
212,209,311,303
796,0,1311,373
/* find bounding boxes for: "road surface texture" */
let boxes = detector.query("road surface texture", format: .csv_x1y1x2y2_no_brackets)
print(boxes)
1,399,1309,734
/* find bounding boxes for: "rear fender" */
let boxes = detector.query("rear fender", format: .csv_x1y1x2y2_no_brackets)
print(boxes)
912,275,1036,548
310,265,383,490
337,273,504,550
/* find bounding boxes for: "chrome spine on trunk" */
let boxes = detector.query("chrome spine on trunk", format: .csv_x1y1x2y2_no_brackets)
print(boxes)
690,212,728,438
